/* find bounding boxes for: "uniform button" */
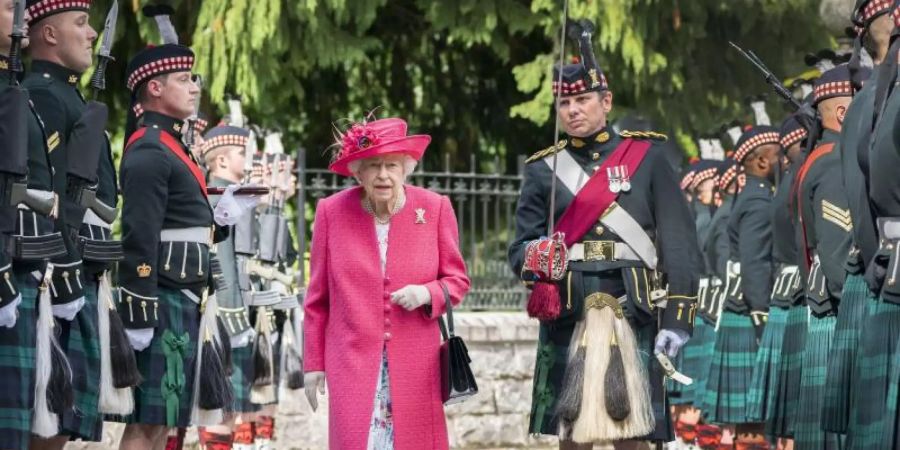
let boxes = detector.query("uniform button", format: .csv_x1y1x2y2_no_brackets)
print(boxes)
384,304,391,313
384,332,392,341
595,226,604,235
592,153,600,161
384,319,391,327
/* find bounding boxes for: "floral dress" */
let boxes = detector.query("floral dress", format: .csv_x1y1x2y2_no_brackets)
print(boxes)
367,222,395,449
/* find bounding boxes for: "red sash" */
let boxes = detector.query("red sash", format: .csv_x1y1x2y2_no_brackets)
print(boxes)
555,138,652,247
794,142,835,270
126,127,208,197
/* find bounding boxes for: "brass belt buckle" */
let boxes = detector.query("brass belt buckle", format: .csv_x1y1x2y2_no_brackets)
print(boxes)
584,241,615,261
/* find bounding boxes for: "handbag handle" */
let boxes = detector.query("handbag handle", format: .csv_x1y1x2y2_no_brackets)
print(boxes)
437,281,454,341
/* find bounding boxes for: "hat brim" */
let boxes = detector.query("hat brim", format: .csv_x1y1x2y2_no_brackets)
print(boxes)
329,135,431,177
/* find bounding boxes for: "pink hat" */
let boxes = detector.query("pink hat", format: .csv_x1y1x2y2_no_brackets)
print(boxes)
328,118,431,177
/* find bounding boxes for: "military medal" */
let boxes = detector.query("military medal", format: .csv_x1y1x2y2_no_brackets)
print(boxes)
619,166,632,192
607,167,621,193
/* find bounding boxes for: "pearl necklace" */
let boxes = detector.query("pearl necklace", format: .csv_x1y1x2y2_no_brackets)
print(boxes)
363,193,406,225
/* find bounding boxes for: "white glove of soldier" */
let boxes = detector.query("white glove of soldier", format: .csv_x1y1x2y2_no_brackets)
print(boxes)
0,296,21,329
214,184,260,226
654,328,690,358
390,284,431,311
126,328,154,351
304,371,326,411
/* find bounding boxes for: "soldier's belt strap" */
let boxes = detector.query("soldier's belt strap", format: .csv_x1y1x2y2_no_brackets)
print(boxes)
878,217,900,241
83,209,112,228
160,227,210,244
79,237,124,262
568,240,641,262
600,203,658,269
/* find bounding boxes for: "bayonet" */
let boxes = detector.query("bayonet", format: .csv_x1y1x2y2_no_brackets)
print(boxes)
90,0,119,96
7,0,26,83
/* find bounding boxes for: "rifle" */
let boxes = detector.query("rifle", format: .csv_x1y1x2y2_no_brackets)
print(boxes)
184,75,203,149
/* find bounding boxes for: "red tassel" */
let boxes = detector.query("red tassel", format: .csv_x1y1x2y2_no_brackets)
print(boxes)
527,281,561,321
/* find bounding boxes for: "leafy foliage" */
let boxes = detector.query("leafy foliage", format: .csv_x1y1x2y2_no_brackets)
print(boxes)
85,0,831,166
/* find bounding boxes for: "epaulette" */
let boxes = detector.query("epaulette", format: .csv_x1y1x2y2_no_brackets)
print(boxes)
620,130,668,142
525,140,567,164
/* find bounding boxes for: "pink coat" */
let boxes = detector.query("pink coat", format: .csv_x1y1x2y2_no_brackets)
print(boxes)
304,185,470,450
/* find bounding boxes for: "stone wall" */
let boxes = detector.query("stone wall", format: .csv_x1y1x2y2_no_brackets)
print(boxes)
68,312,558,450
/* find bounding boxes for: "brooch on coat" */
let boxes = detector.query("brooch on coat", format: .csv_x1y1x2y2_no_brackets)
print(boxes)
415,208,426,224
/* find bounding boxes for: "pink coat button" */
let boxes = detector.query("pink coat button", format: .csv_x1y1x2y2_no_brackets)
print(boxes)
384,332,392,341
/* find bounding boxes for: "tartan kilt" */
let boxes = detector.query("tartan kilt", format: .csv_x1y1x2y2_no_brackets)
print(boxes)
847,298,900,450
528,316,672,442
794,315,842,450
702,311,758,425
230,344,261,413
768,304,807,438
746,306,789,424
884,332,900,449
121,287,200,428
58,276,102,441
675,317,715,407
822,274,870,433
0,270,39,450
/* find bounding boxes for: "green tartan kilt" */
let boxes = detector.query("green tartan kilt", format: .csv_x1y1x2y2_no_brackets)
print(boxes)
230,344,261,413
674,317,715,407
702,311,758,425
528,316,672,442
0,271,39,450
846,297,900,450
794,315,842,450
58,275,102,441
769,304,807,439
822,274,870,433
884,331,900,449
121,287,200,428
746,306,789,424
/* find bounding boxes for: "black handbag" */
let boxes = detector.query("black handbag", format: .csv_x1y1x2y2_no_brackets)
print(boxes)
438,282,478,405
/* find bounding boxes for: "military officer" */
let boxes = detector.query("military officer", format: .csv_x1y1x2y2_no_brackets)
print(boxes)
116,42,224,450
822,0,895,439
793,65,861,450
23,0,123,445
507,20,701,448
0,3,69,448
704,126,779,446
744,115,808,446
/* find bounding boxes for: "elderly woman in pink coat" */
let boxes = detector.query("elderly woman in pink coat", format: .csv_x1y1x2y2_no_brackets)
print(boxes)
303,116,471,450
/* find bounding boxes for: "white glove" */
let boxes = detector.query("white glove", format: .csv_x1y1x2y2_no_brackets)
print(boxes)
52,296,86,321
230,328,255,348
0,295,21,329
304,371,326,411
126,327,154,351
390,285,431,311
214,184,261,226
654,328,690,358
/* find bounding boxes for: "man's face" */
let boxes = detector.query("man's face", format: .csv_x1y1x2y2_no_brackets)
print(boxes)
557,90,613,138
784,142,803,166
751,143,781,180
149,72,200,120
223,146,246,181
1,0,30,50
696,178,716,206
46,11,96,72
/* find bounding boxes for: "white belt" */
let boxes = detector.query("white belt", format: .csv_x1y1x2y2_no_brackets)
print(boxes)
83,209,112,228
568,242,642,262
160,227,210,244
879,217,900,240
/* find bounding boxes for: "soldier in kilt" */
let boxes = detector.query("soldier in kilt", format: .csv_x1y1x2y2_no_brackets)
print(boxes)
793,65,862,450
823,0,895,435
745,115,807,445
0,4,69,446
703,126,780,448
115,43,226,449
509,20,701,448
858,6,900,447
24,0,126,445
